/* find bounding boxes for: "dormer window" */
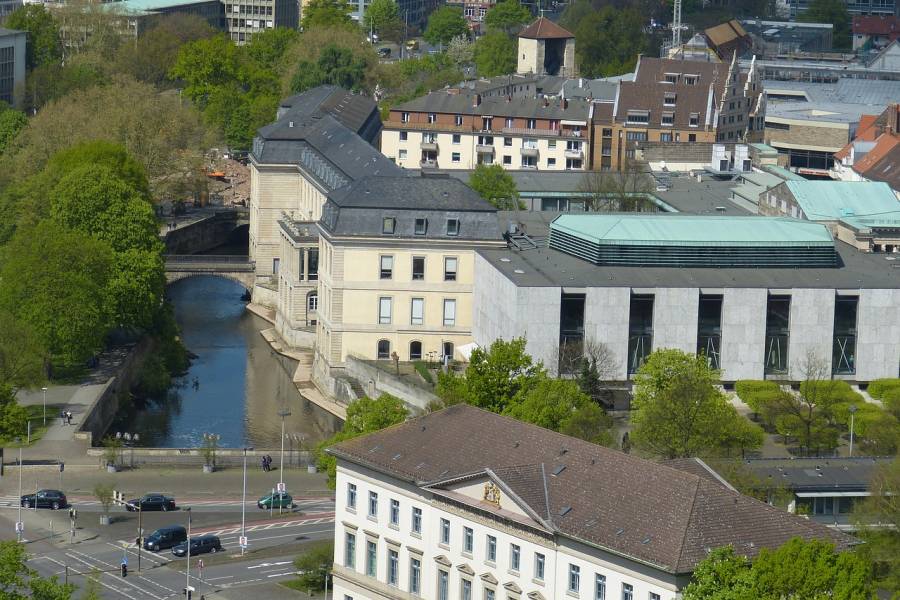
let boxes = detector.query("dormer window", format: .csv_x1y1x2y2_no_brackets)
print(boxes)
455,114,463,126
382,217,396,235
446,218,459,236
626,110,649,124
428,113,437,123
664,93,676,106
689,112,700,127
684,74,698,85
664,73,678,84
415,218,427,235
661,112,674,126
401,112,410,123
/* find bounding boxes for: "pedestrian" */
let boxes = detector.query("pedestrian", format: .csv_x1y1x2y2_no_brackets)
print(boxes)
66,411,73,425
266,454,273,472
60,410,67,426
260,456,267,472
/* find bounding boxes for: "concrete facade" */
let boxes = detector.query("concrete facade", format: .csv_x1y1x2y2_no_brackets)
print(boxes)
710,288,768,381
787,288,836,379
584,287,632,380
856,288,900,381
652,288,700,355
0,28,25,109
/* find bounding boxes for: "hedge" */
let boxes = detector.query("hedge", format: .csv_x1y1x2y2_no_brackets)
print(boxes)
867,379,900,400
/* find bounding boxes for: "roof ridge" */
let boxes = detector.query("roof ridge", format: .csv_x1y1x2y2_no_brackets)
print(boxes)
676,476,702,574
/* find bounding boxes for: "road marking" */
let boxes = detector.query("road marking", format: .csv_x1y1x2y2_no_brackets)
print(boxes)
106,543,170,566
248,561,292,569
266,572,294,578
59,553,149,600
205,575,234,581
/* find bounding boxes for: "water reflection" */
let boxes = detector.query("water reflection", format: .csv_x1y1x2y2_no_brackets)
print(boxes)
111,276,341,448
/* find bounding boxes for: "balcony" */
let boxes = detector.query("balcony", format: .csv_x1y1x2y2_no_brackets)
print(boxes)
521,146,539,158
384,121,472,133
565,148,584,159
420,141,438,151
420,159,438,169
476,144,494,155
503,127,585,138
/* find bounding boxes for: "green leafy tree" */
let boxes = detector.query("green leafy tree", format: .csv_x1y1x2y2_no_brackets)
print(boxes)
484,0,531,34
630,349,763,459
0,221,113,364
473,30,517,77
853,457,900,595
682,546,754,599
301,0,354,30
363,0,402,37
468,163,520,209
799,0,850,49
0,385,29,441
568,5,645,77
292,541,333,591
290,43,368,93
0,540,75,600
446,34,474,67
244,27,300,70
0,107,27,155
424,6,468,47
559,402,615,446
105,249,166,330
0,310,45,391
168,35,242,106
4,5,61,69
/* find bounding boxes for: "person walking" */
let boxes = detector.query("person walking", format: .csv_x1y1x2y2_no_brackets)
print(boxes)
260,456,267,472
66,411,73,425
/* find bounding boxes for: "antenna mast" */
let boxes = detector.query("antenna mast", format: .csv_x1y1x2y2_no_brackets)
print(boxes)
672,0,682,49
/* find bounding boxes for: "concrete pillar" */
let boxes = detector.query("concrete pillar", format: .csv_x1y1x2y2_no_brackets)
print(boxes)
651,288,699,354
856,289,900,381
584,287,631,381
720,288,768,381
518,287,562,374
787,289,835,380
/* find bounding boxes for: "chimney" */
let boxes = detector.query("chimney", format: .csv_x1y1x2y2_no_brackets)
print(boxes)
543,97,550,107
473,93,481,107
579,78,584,89
563,98,568,109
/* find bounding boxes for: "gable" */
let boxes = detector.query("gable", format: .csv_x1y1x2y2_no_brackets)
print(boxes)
441,475,533,519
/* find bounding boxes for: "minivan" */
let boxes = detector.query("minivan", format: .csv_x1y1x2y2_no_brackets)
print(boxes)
172,535,223,557
143,526,187,552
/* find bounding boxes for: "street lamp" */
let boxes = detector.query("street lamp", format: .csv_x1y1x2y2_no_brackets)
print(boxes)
241,446,253,556
41,387,47,427
848,404,858,457
277,409,291,515
185,507,193,599
15,437,22,543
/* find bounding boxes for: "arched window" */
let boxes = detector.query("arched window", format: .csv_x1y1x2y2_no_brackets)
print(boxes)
377,339,391,359
442,342,454,362
410,341,423,361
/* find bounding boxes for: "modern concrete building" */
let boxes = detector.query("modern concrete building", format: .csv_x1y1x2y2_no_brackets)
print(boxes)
224,0,296,43
742,19,834,56
472,213,900,382
0,0,21,18
328,404,852,600
106,0,225,36
0,28,25,109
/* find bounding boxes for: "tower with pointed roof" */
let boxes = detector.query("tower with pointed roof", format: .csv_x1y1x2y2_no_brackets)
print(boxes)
516,17,576,77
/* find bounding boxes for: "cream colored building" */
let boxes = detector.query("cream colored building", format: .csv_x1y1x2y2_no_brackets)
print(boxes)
313,175,504,383
516,17,577,77
275,219,320,348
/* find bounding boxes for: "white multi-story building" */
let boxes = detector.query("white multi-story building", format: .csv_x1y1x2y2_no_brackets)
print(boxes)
328,404,851,600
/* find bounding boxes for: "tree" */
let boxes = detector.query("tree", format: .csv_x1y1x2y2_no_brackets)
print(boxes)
568,5,645,77
853,457,900,595
0,310,46,391
244,27,300,70
168,35,242,106
0,540,75,600
799,0,850,49
504,377,589,431
0,385,29,441
363,0,402,38
484,0,531,34
0,221,113,364
289,43,368,94
4,5,61,69
473,30,517,77
278,27,379,95
446,34,474,67
579,160,654,211
292,541,333,592
301,0,354,30
0,107,27,156
468,164,520,209
424,6,468,47
571,339,618,404
559,402,615,446
630,349,763,459
681,546,754,599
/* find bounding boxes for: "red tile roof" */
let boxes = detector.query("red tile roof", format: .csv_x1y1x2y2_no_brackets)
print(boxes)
835,114,880,160
853,133,900,192
518,17,574,40
852,15,900,38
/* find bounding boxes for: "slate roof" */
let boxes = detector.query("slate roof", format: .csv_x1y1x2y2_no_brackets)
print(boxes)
276,85,381,141
737,457,892,493
518,17,574,40
329,404,852,574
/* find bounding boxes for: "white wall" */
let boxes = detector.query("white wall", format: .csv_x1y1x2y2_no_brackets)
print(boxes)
720,288,768,381
585,287,631,380
856,289,900,381
652,288,700,354
787,289,835,379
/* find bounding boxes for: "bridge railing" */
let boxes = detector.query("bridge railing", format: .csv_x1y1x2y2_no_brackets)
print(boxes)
165,255,251,264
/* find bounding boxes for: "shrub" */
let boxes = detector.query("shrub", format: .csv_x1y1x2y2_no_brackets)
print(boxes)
868,379,900,400
413,360,433,384
882,388,900,419
734,380,786,427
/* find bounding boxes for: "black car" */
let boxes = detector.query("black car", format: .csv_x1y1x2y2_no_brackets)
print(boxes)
171,535,222,557
21,490,67,510
143,526,187,552
126,494,176,512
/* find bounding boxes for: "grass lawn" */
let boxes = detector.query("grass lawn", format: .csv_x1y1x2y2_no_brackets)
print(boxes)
0,404,64,448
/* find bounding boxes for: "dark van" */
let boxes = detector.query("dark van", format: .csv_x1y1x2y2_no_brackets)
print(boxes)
172,535,223,557
143,526,187,552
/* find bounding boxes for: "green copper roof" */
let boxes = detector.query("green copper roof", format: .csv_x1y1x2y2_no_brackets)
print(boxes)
785,181,900,223
550,214,834,247
103,0,211,14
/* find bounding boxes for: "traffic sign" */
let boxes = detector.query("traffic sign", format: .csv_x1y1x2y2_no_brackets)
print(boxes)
14,522,23,533
239,536,248,547
276,482,286,493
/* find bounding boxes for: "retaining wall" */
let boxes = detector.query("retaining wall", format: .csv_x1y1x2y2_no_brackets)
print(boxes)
344,356,438,413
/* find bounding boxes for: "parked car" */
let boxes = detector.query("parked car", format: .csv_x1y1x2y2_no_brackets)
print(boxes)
172,535,222,557
20,490,67,510
378,47,391,58
126,494,176,512
257,492,293,509
143,526,187,552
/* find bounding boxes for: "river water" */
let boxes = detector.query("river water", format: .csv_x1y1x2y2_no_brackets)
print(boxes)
110,276,341,448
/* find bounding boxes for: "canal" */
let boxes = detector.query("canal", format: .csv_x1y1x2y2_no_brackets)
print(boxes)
110,276,341,448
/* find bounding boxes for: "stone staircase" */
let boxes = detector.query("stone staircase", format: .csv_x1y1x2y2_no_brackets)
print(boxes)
348,379,366,399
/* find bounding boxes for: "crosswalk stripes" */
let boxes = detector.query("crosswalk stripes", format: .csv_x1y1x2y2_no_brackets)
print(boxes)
114,513,335,546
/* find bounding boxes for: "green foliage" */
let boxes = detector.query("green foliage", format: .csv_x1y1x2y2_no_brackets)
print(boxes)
292,541,333,591
424,6,468,47
630,349,763,459
473,30,517,77
559,402,615,446
467,164,520,209
290,43,368,94
301,0,354,30
484,0,531,34
504,377,588,431
133,354,171,399
0,310,46,391
799,0,850,49
0,385,28,441
446,34,474,67
364,0,402,37
413,361,433,384
683,539,874,600
0,221,113,364
244,28,300,70
564,4,645,77
4,5,61,69
0,106,27,155
46,141,151,198
92,481,115,513
0,540,75,600
169,35,242,106
867,379,900,400
853,457,900,595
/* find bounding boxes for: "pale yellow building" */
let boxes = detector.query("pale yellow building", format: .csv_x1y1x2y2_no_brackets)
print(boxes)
313,175,504,383
275,219,320,348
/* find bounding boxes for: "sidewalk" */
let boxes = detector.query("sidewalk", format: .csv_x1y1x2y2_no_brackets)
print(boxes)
15,384,102,464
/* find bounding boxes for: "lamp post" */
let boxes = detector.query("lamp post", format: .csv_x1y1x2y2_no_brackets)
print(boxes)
185,507,192,599
241,446,253,556
278,409,291,515
16,438,22,543
848,404,858,457
41,387,48,427
126,499,143,573
117,432,140,469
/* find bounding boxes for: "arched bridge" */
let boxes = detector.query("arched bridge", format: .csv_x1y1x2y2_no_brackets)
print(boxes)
165,255,256,289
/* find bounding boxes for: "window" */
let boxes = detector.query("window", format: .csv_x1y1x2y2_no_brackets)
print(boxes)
626,131,648,141
411,507,422,534
661,112,674,126
548,158,556,167
664,73,677,83
527,118,536,128
389,498,400,526
455,114,463,126
366,541,377,577
345,532,356,568
481,117,492,130
368,491,378,518
663,92,676,106
535,553,545,580
486,535,496,562
442,258,457,283
347,483,357,509
523,138,538,149
566,158,583,170
510,544,520,571
504,137,512,146
484,590,495,600
622,584,633,600
452,152,461,163
446,219,459,236
382,217,396,234
688,112,699,127
596,575,606,600
461,579,473,600
414,218,427,235
398,149,408,160
410,557,421,594
442,342,454,362
627,111,649,124
550,119,560,130
401,112,409,123
684,74,698,85
427,113,436,123
477,135,494,145
503,155,511,165
378,297,392,324
660,133,673,142
438,570,449,600
410,298,424,325
649,594,660,600
443,299,456,326
273,257,280,275
410,341,422,360
400,131,408,141
569,564,581,593
423,132,437,144
440,518,450,545
388,549,399,586
308,249,318,280
411,257,425,281
549,139,557,149
689,133,696,142
452,134,461,144
380,255,393,279
377,339,390,359
521,156,537,168
463,527,473,553
505,117,514,127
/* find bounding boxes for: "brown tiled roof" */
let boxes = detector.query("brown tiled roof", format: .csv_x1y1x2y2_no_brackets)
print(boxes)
855,134,900,191
852,15,900,37
835,114,880,160
518,17,574,40
329,404,852,575
704,19,749,47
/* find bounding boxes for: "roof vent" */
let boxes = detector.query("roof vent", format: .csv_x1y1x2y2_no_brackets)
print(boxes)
513,441,520,447
552,465,566,476
641,537,652,544
559,506,572,517
500,257,511,262
560,447,568,455
415,462,427,469
289,121,294,128
616,528,625,536
368,444,381,453
392,453,402,461
513,269,525,274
